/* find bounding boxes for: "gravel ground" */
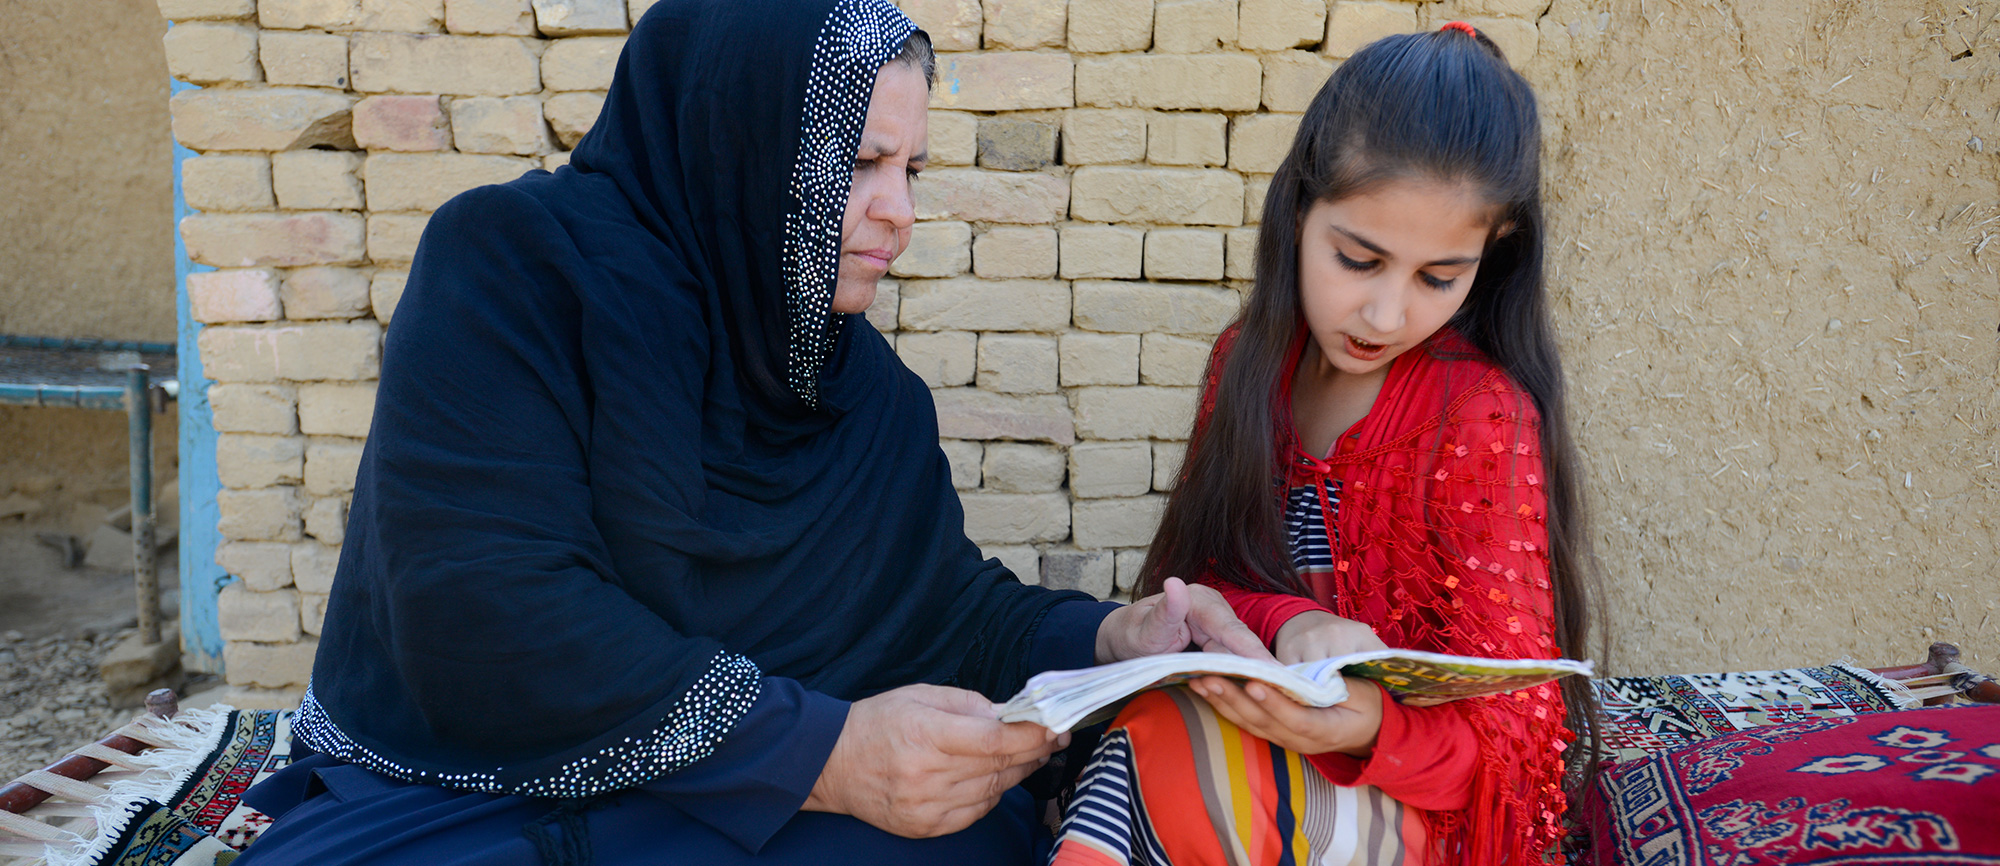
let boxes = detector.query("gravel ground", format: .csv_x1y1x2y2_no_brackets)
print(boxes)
0,627,148,783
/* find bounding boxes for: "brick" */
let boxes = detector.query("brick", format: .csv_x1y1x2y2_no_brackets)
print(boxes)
273,151,365,210
301,593,330,635
446,0,537,33
1072,495,1167,549
973,227,1057,279
299,382,378,436
983,0,1065,48
291,542,342,593
898,0,981,51
1262,49,1334,112
627,0,659,24
190,268,284,324
370,269,409,322
215,485,304,542
260,30,350,88
1077,55,1262,111
895,330,976,387
532,0,627,35
353,95,451,151
262,0,437,30
1070,441,1152,498
900,278,1069,332
165,22,261,84
1073,386,1199,440
1226,226,1259,279
1074,280,1239,335
349,33,539,95
223,638,318,688
544,92,605,148
931,53,1074,111
981,442,1064,493
170,88,357,151
1115,548,1148,593
1229,113,1301,174
1324,1,1416,58
1059,332,1139,386
982,545,1040,584
1071,167,1243,226
928,111,977,166
306,438,367,495
977,117,1057,171
890,221,972,278
960,492,1070,544
932,388,1074,444
305,496,349,544
368,213,431,264
1142,333,1213,385
1153,441,1186,490
864,278,898,332
1058,225,1144,279
1041,548,1113,597
1155,0,1238,53
360,0,448,32
450,95,555,155
217,541,296,591
220,584,302,643
1458,0,1549,17
543,150,572,171
209,384,298,434
1148,113,1227,167
183,213,368,268
364,152,535,211
541,36,623,90
159,0,256,19
1240,0,1327,50
976,333,1057,394
1061,109,1148,165
1145,228,1225,281
1068,0,1152,52
1465,16,1538,62
940,439,983,490
183,155,273,213
199,322,383,382
913,169,1069,224
1245,175,1271,224
282,267,373,320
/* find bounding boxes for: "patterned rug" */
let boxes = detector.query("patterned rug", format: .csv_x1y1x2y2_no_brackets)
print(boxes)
45,707,293,866
1590,706,2000,864
1592,665,1913,765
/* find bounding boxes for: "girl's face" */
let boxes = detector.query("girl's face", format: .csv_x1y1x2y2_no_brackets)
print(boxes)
1296,178,1498,379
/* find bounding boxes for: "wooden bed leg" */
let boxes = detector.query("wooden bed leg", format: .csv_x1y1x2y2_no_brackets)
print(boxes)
146,688,179,721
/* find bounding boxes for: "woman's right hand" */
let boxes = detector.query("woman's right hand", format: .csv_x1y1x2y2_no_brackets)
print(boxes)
1272,610,1386,665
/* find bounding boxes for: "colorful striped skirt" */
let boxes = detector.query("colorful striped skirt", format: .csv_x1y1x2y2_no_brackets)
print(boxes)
1049,687,1431,866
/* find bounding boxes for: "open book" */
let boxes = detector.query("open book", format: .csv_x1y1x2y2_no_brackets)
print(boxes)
998,649,1594,734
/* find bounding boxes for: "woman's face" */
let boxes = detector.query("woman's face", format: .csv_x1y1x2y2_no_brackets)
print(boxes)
1296,178,1497,379
833,62,929,315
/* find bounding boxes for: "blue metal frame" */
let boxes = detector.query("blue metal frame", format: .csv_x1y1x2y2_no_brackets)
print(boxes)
172,75,229,674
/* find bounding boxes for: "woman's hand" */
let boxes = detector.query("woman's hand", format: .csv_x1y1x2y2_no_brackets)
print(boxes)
1272,610,1386,665
1189,675,1384,757
1095,577,1277,665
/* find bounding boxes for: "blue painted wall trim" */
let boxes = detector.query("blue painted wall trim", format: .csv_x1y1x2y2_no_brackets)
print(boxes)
172,74,230,674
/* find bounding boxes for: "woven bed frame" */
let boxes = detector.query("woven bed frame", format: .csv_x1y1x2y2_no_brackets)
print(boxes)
1,643,1995,864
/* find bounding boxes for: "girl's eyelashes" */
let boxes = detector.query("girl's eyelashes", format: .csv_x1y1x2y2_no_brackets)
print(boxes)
1420,273,1455,290
1337,250,1458,291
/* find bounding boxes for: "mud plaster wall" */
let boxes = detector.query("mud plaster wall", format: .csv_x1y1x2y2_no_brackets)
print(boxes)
1529,0,1998,674
0,0,179,525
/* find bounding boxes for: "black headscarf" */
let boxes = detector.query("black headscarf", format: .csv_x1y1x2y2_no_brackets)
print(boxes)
295,0,1089,798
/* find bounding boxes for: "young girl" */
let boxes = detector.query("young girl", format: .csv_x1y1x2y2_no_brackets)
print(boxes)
1051,23,1599,866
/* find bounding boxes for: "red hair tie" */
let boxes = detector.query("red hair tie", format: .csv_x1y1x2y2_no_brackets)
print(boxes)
1441,20,1478,36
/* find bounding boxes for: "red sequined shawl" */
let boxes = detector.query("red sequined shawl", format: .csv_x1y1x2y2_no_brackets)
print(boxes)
1194,324,1575,866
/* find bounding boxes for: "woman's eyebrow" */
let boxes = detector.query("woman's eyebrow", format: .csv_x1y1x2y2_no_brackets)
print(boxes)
857,135,926,164
1329,224,1480,267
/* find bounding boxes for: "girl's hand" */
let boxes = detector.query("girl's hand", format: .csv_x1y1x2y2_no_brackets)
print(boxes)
1272,610,1387,665
1189,675,1384,757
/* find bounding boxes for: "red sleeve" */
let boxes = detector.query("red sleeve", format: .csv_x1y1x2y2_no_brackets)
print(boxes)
1304,685,1481,811
1207,582,1330,649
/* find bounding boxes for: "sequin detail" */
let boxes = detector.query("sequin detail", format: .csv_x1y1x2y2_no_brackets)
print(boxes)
781,0,914,407
292,653,763,798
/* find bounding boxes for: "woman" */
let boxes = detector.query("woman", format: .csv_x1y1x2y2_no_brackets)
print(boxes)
1051,25,1600,866
234,1,1266,863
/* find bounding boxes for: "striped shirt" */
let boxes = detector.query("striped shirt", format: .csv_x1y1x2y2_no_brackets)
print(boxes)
1285,482,1340,576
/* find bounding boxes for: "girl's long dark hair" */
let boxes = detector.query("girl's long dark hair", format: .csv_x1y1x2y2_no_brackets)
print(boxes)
1138,28,1604,802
